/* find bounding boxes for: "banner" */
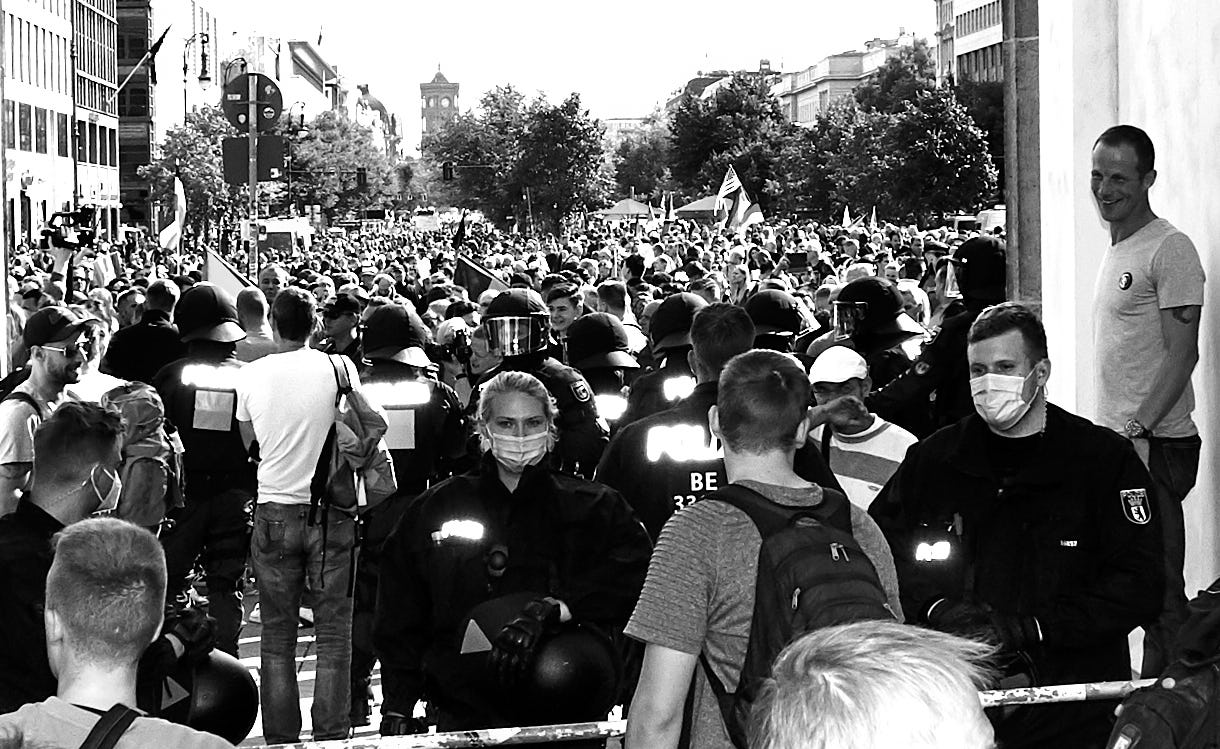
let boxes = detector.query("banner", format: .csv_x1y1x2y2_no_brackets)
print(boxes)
204,248,255,300
158,176,186,252
454,254,508,300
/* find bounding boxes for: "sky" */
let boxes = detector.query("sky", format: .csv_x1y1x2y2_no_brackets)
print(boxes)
209,0,936,156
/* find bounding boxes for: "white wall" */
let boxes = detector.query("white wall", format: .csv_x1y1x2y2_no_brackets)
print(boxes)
1040,0,1220,595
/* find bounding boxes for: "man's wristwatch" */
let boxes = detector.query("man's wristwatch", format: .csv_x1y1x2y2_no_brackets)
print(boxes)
1124,418,1152,439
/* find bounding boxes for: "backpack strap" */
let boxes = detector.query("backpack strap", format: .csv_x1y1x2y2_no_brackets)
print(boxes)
819,425,834,468
79,704,140,749
2,391,43,419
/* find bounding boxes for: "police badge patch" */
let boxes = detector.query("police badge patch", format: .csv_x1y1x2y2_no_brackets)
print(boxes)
1120,488,1151,525
570,380,592,403
1118,272,1133,291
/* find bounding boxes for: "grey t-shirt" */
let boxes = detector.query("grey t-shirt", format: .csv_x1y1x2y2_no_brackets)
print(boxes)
625,480,903,749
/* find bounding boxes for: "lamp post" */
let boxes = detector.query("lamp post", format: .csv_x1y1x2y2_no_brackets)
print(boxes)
182,33,211,120
286,102,307,217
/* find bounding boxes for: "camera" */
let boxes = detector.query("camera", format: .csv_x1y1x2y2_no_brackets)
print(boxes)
40,206,97,251
429,326,473,365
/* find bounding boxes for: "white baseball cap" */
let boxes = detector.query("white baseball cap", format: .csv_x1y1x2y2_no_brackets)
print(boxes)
809,346,869,384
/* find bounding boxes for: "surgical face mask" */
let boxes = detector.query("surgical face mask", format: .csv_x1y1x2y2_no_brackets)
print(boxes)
484,430,551,472
90,465,123,516
970,370,1038,431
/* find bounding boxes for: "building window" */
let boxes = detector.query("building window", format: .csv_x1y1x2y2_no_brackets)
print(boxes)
3,101,14,149
57,112,69,156
35,107,47,154
88,122,98,164
18,103,32,151
109,128,118,166
75,121,86,163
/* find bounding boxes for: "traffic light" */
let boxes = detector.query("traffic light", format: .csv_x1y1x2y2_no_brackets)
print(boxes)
442,161,455,181
356,167,367,189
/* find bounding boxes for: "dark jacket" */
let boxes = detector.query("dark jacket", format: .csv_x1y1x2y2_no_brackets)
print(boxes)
101,309,186,384
373,453,651,723
597,381,844,540
869,404,1164,748
617,352,695,430
153,346,253,483
0,501,63,712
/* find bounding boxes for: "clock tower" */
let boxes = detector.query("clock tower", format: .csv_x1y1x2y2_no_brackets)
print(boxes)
421,67,459,139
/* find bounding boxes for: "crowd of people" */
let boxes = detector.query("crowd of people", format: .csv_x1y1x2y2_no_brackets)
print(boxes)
0,124,1206,749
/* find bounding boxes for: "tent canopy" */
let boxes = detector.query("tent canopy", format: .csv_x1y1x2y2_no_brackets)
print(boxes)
597,198,657,219
675,195,718,218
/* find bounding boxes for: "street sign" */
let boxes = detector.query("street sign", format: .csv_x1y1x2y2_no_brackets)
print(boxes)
221,135,288,183
221,73,284,133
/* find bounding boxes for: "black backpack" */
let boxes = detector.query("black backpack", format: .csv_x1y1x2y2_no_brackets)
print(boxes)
700,483,895,749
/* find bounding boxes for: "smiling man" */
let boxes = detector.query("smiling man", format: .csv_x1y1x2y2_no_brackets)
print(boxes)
1090,125,1205,678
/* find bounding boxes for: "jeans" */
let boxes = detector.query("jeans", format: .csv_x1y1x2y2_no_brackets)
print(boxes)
1141,435,1201,677
162,477,253,656
251,502,356,743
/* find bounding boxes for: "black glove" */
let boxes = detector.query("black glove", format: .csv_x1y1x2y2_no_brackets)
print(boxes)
923,599,1041,652
379,712,429,736
162,607,216,664
1106,663,1218,748
488,597,561,685
987,611,1042,652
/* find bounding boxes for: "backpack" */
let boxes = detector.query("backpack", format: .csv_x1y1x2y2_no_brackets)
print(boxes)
309,354,397,519
100,381,186,528
700,483,895,749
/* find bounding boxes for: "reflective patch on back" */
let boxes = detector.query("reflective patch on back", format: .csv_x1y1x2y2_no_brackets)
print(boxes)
384,408,417,450
193,390,235,431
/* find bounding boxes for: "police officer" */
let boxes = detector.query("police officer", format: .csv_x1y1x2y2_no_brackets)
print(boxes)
348,302,468,726
476,289,607,478
598,303,843,540
744,288,811,362
565,312,639,433
806,277,927,390
869,303,1163,749
374,371,651,734
868,235,1007,437
617,292,706,428
153,283,255,657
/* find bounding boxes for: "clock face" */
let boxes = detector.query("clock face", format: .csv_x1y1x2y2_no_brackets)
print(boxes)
427,97,436,108
441,97,451,108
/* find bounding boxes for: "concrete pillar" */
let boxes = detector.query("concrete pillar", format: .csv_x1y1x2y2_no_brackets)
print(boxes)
1002,0,1040,307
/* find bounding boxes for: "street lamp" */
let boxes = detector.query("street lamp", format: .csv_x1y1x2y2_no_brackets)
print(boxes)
182,33,211,119
286,102,308,216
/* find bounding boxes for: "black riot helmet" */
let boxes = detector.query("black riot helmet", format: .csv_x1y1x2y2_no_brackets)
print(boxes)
519,625,621,723
745,289,805,351
948,235,1007,303
159,650,260,744
482,288,550,357
832,277,925,340
649,292,708,356
174,283,246,343
566,312,639,371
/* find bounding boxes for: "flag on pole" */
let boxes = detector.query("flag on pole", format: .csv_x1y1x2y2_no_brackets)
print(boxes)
842,205,852,228
715,166,764,233
158,176,186,252
147,26,170,85
451,210,468,250
204,248,255,300
454,255,508,300
869,206,878,232
664,192,675,222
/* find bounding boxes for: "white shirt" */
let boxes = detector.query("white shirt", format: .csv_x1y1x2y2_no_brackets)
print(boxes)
236,347,359,505
812,416,918,511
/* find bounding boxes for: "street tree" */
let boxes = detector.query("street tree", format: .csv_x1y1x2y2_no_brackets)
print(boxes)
286,109,397,220
614,118,672,201
854,38,937,113
139,106,240,243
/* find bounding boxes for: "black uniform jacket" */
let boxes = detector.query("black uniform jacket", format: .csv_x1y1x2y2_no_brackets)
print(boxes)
597,381,843,540
870,404,1164,747
373,453,651,718
0,500,62,712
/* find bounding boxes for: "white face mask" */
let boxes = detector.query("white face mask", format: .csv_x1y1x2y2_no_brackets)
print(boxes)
90,465,123,516
970,370,1039,431
484,431,551,472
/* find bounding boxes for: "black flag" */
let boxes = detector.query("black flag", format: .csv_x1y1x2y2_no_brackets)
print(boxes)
147,27,170,85
450,210,468,250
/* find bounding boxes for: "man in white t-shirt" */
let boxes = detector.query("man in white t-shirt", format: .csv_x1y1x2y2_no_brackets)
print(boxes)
236,287,359,743
808,346,917,511
1091,125,1205,677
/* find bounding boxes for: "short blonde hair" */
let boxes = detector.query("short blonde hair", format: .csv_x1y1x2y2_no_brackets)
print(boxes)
751,621,996,749
477,371,558,435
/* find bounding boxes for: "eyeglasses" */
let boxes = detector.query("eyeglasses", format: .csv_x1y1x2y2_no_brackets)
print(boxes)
41,341,92,358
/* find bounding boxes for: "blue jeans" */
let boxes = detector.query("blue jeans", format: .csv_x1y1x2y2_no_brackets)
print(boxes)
1141,435,1201,677
251,502,356,742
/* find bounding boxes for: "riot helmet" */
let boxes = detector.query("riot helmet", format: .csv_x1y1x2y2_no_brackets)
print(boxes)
649,292,708,356
566,312,639,371
159,650,259,744
175,283,245,343
482,289,551,358
832,277,925,340
948,235,1006,303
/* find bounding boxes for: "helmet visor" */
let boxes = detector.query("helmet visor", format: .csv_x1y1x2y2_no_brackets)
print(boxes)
483,315,547,357
832,302,868,340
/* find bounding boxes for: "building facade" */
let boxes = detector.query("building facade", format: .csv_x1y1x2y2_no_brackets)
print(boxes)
930,0,1003,84
4,0,119,252
420,68,457,139
779,33,914,125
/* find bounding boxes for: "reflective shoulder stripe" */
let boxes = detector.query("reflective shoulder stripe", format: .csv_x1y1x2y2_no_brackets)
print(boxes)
180,363,241,390
662,376,696,402
644,423,722,463
595,393,628,422
364,380,432,408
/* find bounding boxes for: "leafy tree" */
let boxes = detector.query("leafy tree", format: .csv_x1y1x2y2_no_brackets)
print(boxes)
955,80,1005,201
139,106,240,244
286,110,397,220
854,39,936,113
614,120,671,201
821,104,902,220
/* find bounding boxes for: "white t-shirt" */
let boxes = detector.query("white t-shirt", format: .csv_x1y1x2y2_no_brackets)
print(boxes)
236,348,359,505
1093,218,1205,437
811,417,918,511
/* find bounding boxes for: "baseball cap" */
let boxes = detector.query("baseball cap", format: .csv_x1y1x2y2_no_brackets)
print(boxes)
362,304,431,367
23,306,87,348
323,294,361,318
809,346,869,384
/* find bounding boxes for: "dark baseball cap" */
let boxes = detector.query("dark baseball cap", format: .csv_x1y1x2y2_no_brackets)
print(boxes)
362,304,431,367
323,294,361,318
23,306,87,348
566,312,639,370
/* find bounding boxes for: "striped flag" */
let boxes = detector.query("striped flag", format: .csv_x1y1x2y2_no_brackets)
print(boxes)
715,166,764,233
204,248,255,299
158,176,186,252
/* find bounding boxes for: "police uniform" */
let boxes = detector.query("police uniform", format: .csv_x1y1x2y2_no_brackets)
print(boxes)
598,381,843,540
373,453,651,730
869,404,1164,749
566,312,640,435
351,357,467,720
154,348,254,657
475,353,608,479
616,355,696,429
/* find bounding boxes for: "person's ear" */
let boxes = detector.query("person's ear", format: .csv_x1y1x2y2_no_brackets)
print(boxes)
794,407,814,445
687,349,698,376
45,606,64,647
708,405,721,441
1142,169,1157,192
